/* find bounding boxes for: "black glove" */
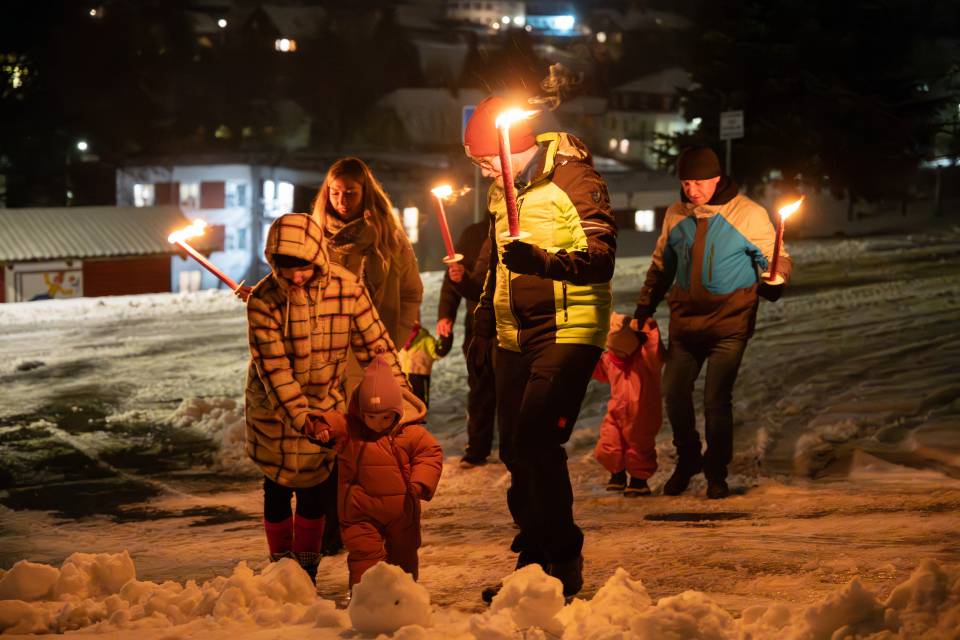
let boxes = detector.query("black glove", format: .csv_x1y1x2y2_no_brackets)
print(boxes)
502,240,549,276
466,335,492,370
436,332,454,357
758,278,785,302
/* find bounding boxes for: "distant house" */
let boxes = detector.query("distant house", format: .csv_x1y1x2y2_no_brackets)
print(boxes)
602,67,697,168
0,206,220,303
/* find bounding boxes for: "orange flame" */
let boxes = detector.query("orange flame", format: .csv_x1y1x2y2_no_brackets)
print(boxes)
431,184,453,199
168,220,207,244
495,108,539,129
431,184,471,203
778,196,804,220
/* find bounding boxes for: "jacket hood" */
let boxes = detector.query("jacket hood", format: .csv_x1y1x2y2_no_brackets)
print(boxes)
264,213,330,289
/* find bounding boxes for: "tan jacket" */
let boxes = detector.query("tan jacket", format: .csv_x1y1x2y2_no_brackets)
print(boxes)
244,214,421,488
322,210,423,349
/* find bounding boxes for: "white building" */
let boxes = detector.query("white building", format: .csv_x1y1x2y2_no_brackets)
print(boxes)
601,67,698,168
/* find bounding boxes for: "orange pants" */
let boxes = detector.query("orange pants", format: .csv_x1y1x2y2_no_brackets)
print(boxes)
341,510,421,586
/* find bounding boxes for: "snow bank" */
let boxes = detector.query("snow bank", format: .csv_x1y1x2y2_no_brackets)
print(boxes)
348,562,432,634
0,552,957,638
168,396,257,475
0,551,347,635
0,289,242,327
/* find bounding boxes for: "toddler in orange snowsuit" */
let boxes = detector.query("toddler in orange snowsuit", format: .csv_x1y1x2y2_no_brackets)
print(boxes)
593,312,664,496
311,355,443,587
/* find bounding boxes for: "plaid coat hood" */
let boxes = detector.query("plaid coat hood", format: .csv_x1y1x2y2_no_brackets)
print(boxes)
245,213,418,488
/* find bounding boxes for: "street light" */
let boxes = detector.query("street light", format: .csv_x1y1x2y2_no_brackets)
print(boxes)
76,140,89,152
217,18,227,28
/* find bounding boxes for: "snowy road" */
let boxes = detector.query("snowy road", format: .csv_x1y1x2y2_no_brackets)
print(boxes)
1,227,959,635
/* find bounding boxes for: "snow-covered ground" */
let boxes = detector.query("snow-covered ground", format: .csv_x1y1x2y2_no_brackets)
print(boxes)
1,227,959,638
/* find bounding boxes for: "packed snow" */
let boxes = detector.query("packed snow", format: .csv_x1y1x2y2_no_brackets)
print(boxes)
1,225,959,638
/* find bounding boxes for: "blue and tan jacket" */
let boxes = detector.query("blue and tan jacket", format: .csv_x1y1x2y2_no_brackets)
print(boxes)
636,178,793,340
477,132,617,352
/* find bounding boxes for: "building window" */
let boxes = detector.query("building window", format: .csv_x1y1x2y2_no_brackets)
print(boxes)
133,183,155,207
225,180,248,208
179,270,202,293
634,209,655,232
400,206,419,244
237,227,248,250
180,182,200,209
263,179,294,217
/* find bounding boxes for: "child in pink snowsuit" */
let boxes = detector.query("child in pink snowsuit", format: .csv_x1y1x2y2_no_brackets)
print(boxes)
593,312,664,496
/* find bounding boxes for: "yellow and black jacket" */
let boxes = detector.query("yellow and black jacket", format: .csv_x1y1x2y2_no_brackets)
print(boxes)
477,132,617,352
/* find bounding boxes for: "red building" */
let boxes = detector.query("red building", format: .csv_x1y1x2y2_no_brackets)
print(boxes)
0,206,220,303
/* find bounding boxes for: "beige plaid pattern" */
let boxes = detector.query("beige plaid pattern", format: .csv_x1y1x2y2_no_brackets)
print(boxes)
245,214,405,488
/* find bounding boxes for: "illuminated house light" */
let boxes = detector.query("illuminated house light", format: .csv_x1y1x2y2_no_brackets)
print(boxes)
596,31,607,43
402,207,419,244
501,16,510,24
76,140,89,152
619,138,630,154
217,18,227,28
608,138,618,151
513,16,525,26
634,210,655,232
554,15,575,31
274,38,297,52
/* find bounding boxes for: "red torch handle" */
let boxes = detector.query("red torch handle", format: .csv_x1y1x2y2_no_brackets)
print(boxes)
768,214,784,281
432,196,457,259
498,124,520,237
176,240,239,290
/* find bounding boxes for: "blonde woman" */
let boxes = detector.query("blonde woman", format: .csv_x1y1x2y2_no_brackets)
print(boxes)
311,157,422,348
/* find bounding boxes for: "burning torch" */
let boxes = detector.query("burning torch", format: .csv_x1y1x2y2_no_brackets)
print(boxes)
495,107,538,240
764,196,804,284
430,185,464,264
168,220,243,291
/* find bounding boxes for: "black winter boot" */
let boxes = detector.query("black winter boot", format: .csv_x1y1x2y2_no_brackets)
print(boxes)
548,555,584,599
624,477,651,497
606,470,627,491
294,551,321,584
663,459,703,496
706,477,730,499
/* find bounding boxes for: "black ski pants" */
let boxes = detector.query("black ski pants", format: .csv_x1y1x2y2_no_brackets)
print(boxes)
464,337,496,460
663,334,748,481
495,342,602,566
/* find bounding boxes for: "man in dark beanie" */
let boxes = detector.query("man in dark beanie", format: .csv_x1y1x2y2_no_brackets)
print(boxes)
464,95,617,601
631,145,792,499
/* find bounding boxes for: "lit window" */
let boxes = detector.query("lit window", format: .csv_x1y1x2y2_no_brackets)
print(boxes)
402,207,419,244
225,180,248,208
619,139,630,154
277,181,294,213
133,184,155,207
179,270,202,293
596,31,607,43
634,210,655,232
608,138,617,151
274,38,297,52
554,15,575,31
180,183,200,209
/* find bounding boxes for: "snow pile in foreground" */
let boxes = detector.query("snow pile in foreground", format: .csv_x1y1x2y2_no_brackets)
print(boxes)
0,551,347,635
1,551,958,639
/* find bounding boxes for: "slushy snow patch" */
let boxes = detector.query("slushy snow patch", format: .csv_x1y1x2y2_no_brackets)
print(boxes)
348,562,432,634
